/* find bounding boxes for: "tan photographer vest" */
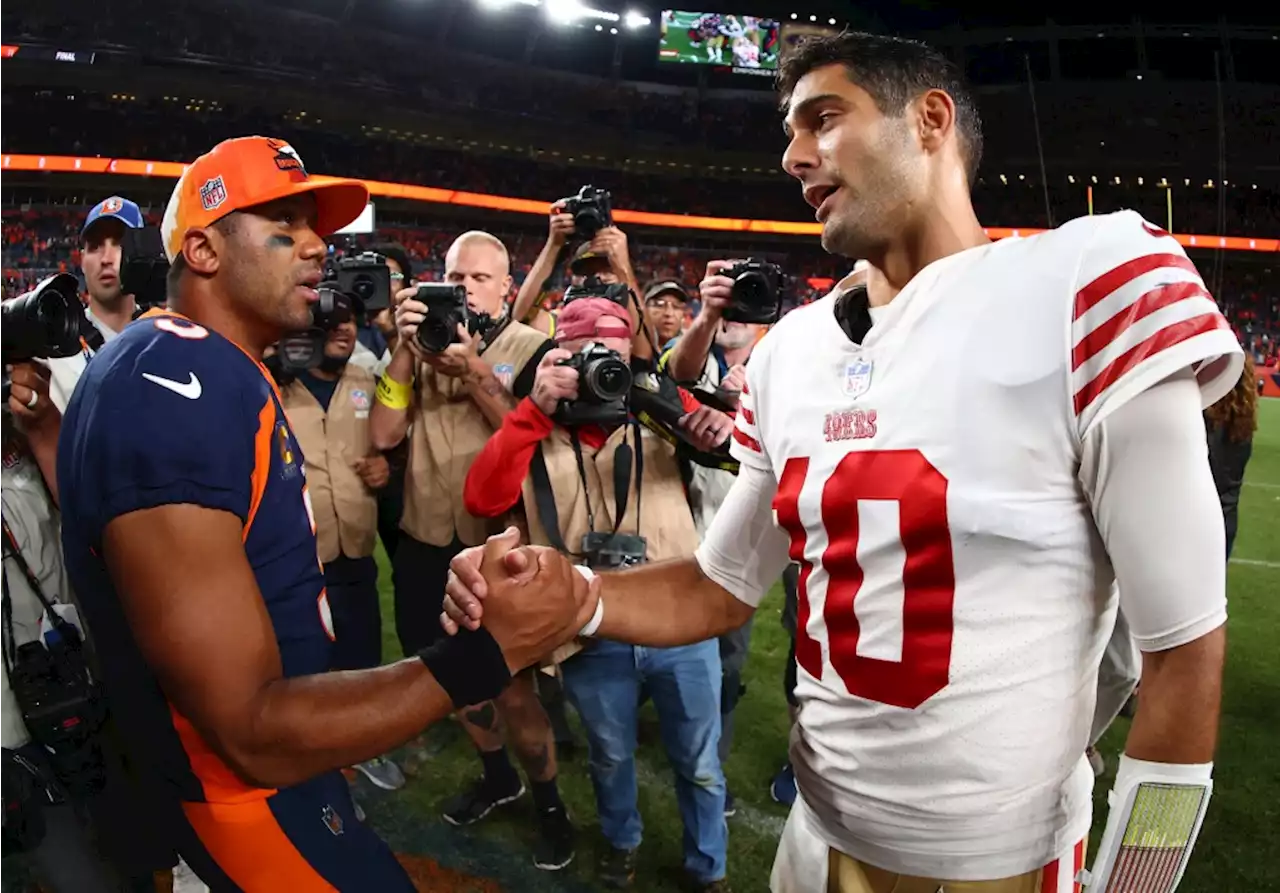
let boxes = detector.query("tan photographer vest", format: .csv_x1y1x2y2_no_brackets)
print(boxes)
280,365,379,565
401,321,550,547
521,421,700,666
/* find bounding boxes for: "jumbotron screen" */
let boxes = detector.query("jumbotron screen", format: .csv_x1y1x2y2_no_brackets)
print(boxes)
657,10,780,70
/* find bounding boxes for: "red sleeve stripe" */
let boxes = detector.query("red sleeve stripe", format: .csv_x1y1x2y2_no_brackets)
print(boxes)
741,405,755,424
741,381,750,396
1073,312,1231,415
732,426,762,453
1072,281,1211,370
1073,253,1199,320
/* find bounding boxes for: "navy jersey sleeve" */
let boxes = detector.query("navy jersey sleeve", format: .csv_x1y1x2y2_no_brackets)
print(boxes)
61,316,264,537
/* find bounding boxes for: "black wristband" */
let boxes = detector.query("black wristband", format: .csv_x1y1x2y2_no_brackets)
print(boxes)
418,627,512,709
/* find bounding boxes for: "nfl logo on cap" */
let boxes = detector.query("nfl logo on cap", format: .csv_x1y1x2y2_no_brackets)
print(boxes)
842,358,873,399
199,176,228,212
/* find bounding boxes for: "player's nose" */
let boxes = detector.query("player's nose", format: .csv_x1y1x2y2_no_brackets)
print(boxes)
782,133,817,181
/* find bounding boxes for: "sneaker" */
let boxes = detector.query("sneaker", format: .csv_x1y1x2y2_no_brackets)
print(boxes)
1087,746,1106,778
598,845,638,889
723,790,737,818
533,806,575,871
356,756,407,791
770,762,797,806
442,775,525,826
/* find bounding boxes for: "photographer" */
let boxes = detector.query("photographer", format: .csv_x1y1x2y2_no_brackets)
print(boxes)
461,295,735,892
644,280,688,352
660,261,773,814
369,231,575,870
277,292,403,793
44,197,145,413
2,373,121,892
510,194,652,367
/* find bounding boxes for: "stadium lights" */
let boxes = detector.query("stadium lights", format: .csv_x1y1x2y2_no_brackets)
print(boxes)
624,11,651,28
809,14,817,21
1068,175,1076,184
545,0,620,25
828,18,836,25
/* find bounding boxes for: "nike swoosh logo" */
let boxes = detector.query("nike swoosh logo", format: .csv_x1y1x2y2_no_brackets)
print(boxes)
142,371,202,400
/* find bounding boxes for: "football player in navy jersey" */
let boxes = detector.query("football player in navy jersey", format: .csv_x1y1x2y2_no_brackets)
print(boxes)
56,136,596,892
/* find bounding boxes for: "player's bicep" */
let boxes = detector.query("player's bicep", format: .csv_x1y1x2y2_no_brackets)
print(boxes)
695,461,791,608
1079,369,1227,652
103,505,281,762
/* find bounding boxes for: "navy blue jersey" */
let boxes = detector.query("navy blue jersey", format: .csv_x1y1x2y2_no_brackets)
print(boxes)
59,310,333,804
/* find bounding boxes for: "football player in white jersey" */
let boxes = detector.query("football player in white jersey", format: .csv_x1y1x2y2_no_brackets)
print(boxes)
442,31,1242,893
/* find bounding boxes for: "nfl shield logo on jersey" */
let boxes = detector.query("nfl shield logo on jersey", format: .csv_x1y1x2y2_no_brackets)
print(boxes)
842,358,873,399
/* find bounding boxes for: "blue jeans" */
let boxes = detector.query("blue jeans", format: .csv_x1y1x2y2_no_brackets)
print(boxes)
562,638,727,884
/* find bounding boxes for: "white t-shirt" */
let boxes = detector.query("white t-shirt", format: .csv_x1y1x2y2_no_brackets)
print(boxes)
694,210,1241,879
39,307,117,414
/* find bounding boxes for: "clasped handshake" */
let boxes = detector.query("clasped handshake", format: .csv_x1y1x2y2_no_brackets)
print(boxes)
439,527,603,671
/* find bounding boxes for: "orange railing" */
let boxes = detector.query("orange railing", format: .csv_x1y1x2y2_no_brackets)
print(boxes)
4,153,1277,252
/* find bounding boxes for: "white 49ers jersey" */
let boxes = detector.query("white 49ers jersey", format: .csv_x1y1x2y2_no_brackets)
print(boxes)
729,211,1241,880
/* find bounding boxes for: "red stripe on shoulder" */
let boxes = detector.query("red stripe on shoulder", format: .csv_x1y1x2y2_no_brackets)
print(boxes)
1073,253,1198,320
1073,313,1230,416
1072,281,1210,371
732,426,762,453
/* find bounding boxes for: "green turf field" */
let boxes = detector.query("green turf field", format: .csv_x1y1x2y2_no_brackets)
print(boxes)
363,398,1280,892
657,12,778,70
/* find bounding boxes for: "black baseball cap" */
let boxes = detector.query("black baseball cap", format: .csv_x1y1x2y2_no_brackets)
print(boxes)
643,280,689,304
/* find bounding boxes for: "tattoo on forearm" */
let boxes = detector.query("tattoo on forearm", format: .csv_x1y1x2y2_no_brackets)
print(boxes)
463,702,499,732
473,372,516,408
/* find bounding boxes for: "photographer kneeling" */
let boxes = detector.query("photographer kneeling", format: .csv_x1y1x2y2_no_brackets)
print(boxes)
461,296,736,893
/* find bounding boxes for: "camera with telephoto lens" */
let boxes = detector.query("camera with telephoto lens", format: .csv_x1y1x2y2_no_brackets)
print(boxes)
2,274,86,406
562,276,631,308
557,185,613,239
119,225,170,309
724,258,784,324
4,624,107,797
553,342,632,427
331,252,391,313
413,283,495,354
579,532,648,570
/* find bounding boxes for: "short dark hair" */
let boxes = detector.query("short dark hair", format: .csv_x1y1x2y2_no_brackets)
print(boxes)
369,242,413,283
777,31,984,185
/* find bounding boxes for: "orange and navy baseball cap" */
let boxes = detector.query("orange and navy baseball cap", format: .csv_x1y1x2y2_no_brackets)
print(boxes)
160,136,369,262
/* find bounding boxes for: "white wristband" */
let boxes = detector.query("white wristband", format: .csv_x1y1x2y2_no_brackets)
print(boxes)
575,565,604,637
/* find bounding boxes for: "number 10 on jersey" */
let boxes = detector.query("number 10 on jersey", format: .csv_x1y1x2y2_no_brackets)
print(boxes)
774,450,956,710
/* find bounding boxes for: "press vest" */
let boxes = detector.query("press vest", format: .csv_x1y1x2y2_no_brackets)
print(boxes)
401,321,549,547
281,365,379,564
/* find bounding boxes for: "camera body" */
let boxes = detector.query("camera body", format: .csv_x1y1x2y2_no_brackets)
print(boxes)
579,532,648,570
413,283,495,354
119,225,170,309
558,185,613,239
724,258,784,324
330,252,392,313
2,274,86,405
6,630,106,797
562,277,631,308
553,342,632,427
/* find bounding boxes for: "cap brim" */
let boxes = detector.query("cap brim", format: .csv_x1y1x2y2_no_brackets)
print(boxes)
241,177,370,238
299,178,370,237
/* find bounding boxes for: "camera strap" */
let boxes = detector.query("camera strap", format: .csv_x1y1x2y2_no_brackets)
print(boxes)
476,317,511,356
568,421,643,537
1,519,72,676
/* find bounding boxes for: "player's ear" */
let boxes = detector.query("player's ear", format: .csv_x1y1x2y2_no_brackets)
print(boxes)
181,227,220,277
916,89,956,157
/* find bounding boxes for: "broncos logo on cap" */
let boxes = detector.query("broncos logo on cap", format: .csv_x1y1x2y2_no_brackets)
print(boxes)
268,139,308,182
100,196,125,214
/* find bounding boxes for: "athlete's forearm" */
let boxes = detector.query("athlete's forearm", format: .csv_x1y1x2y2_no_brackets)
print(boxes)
596,557,755,647
1123,625,1225,765
235,658,452,788
512,242,561,324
